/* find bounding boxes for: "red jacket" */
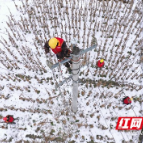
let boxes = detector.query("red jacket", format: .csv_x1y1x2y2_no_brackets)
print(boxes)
123,97,132,104
51,37,64,54
3,116,14,123
97,60,104,68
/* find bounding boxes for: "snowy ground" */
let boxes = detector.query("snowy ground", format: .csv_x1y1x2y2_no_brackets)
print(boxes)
0,0,143,143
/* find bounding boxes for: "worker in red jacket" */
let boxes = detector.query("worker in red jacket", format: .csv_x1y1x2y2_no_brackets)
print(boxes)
123,96,133,105
3,115,14,123
97,59,104,68
44,37,72,71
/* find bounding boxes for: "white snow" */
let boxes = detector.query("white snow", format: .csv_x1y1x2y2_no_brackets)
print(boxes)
0,0,142,143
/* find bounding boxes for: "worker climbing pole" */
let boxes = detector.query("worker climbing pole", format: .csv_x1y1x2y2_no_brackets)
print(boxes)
44,37,72,73
45,37,98,112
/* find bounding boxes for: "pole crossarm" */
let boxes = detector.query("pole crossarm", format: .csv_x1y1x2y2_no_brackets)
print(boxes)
50,44,97,70
79,44,97,55
51,57,72,70
55,75,72,88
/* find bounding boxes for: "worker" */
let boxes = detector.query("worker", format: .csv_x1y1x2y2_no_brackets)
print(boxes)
44,37,72,72
123,96,133,105
97,59,104,68
3,115,14,123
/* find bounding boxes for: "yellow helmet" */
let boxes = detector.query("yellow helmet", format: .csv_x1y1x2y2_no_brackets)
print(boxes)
100,59,104,63
48,38,58,49
130,97,133,101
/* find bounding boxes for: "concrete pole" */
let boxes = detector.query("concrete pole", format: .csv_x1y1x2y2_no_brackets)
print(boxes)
71,46,80,113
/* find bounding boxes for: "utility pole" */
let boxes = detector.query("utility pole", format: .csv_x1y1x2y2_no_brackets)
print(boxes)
48,40,97,113
71,46,80,112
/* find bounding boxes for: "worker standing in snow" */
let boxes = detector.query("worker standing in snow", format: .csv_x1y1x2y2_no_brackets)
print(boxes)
44,37,72,71
3,115,14,123
97,59,104,68
122,96,133,105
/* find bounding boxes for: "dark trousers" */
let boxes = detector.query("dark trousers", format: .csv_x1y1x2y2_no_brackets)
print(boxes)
56,41,72,68
64,60,72,68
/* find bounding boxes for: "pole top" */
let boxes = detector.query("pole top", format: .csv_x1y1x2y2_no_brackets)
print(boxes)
71,46,80,55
